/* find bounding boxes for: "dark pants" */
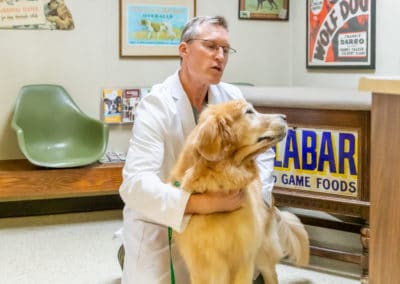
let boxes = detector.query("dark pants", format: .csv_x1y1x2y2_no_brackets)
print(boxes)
254,275,264,284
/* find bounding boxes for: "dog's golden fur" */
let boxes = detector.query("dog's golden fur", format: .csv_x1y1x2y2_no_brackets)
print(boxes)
169,100,309,284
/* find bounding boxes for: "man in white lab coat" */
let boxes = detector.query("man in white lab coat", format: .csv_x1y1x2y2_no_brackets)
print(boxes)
119,15,275,284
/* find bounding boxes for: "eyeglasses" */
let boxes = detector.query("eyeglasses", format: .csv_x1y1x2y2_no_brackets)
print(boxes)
187,39,237,55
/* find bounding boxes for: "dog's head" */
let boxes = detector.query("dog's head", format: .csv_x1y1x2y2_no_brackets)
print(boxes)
104,96,122,114
192,100,287,163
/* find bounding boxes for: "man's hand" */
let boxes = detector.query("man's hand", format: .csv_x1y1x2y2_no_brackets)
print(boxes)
185,190,245,215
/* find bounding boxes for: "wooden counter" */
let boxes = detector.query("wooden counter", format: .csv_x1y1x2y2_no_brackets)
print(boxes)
0,159,123,202
241,86,372,282
359,76,400,284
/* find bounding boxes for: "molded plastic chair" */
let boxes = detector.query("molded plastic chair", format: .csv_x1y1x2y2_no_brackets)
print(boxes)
12,84,109,168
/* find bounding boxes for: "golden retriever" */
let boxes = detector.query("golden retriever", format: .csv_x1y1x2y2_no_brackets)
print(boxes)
169,99,309,284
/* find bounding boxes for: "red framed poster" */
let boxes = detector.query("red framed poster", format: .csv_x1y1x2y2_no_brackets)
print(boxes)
306,0,375,69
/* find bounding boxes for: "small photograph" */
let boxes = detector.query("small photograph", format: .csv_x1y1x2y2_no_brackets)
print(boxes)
44,0,75,30
102,88,123,123
121,88,141,123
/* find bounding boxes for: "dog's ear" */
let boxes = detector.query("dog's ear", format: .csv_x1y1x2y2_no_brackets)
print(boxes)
193,115,234,162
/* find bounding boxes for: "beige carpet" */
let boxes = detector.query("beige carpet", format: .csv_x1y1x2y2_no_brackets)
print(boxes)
0,210,360,284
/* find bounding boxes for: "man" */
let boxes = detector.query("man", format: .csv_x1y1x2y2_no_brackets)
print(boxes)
119,15,275,283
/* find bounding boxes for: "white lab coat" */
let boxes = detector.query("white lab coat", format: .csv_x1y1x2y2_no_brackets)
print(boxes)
119,71,275,284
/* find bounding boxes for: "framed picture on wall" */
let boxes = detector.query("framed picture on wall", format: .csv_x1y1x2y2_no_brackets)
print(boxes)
306,0,376,69
119,0,196,57
238,0,289,21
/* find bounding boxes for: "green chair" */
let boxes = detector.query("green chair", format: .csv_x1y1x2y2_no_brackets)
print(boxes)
12,84,109,168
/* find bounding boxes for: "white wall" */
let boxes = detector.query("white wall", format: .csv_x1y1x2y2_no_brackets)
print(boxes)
1,0,399,160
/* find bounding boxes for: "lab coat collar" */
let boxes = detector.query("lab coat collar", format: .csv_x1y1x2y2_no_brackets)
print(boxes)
208,85,220,105
169,70,222,137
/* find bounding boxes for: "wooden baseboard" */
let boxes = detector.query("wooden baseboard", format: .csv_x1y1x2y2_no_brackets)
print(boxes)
310,245,361,265
0,194,124,218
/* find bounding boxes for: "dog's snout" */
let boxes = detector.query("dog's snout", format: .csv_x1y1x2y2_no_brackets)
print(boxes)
280,114,287,121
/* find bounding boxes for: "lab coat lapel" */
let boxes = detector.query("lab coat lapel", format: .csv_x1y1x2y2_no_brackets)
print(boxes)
208,85,221,105
170,76,196,139
175,85,219,138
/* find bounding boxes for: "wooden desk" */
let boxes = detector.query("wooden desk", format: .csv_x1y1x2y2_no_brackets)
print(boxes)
359,77,400,284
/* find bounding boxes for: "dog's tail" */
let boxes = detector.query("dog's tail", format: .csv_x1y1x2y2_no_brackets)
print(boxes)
274,207,310,267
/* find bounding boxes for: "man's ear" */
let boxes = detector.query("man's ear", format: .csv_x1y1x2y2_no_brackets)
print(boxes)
178,42,189,58
193,116,233,162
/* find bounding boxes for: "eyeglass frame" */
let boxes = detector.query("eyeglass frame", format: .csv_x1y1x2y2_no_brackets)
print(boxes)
186,39,237,55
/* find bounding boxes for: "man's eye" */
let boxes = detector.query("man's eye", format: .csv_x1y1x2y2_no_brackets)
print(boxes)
206,43,217,50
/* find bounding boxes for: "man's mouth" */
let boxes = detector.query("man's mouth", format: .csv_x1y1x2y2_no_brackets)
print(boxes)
212,66,222,72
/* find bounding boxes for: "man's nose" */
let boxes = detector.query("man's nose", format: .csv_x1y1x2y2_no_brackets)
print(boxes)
215,47,226,59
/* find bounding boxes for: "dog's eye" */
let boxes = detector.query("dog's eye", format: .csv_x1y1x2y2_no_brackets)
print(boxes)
245,109,254,114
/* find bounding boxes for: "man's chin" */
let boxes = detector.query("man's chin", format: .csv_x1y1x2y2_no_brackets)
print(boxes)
209,75,223,85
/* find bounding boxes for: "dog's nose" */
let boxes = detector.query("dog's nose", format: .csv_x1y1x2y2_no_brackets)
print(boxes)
280,114,287,121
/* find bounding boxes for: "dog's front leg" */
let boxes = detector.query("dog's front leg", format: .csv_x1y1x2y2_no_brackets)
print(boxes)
255,237,282,284
190,270,230,284
188,258,230,284
232,262,254,284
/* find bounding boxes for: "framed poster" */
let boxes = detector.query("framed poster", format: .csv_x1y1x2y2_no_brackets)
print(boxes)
239,0,289,21
119,0,195,57
0,0,74,30
306,0,375,69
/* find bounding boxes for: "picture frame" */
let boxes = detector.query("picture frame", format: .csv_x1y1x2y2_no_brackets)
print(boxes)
238,0,289,21
306,0,376,69
119,0,196,57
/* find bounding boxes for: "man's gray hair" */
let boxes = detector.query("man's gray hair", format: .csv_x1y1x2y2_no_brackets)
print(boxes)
180,16,229,43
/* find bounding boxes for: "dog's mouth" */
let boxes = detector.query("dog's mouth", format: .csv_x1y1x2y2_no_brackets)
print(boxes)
256,132,285,143
257,135,275,143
